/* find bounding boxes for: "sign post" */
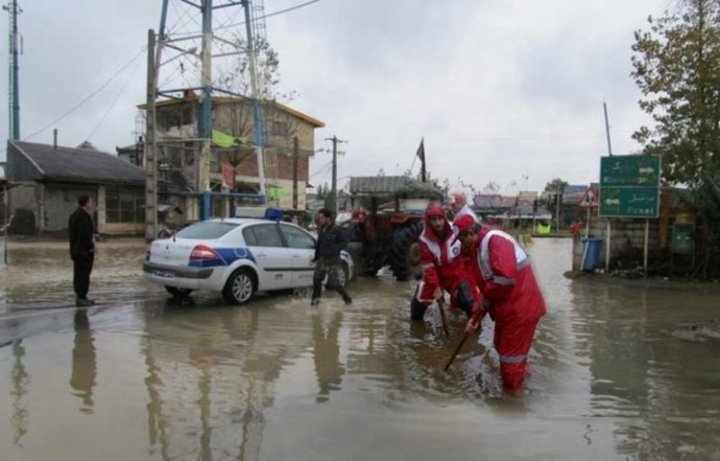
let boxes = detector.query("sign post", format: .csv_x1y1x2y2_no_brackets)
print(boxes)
579,187,598,239
599,155,661,276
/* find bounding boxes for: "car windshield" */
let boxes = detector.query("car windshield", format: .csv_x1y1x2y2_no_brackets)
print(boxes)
174,221,238,240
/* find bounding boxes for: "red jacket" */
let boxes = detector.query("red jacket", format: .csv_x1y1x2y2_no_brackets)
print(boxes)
466,226,546,324
417,222,464,297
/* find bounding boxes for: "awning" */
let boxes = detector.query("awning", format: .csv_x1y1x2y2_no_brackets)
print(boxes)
212,130,251,148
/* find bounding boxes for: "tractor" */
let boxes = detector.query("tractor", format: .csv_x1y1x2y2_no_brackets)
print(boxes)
341,176,444,281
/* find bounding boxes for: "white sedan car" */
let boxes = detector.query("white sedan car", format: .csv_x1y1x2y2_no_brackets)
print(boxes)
143,218,354,304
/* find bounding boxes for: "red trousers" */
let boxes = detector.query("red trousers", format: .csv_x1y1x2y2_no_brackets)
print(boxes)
493,318,540,392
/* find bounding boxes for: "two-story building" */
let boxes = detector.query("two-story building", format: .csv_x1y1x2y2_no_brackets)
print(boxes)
145,95,324,218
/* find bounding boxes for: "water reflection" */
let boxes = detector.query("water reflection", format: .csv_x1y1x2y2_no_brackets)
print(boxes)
312,311,345,403
570,278,720,459
2,239,720,459
10,340,29,446
70,309,97,413
139,300,304,461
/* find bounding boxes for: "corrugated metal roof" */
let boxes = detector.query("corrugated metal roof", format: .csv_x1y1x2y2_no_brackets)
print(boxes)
9,141,145,185
473,194,504,208
349,176,442,198
563,184,593,205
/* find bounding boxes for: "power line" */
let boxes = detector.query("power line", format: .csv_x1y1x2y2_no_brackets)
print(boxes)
310,160,332,177
85,50,145,141
24,47,147,141
215,0,320,32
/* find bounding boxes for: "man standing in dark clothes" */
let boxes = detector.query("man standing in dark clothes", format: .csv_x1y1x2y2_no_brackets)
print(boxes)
69,195,96,307
311,208,352,306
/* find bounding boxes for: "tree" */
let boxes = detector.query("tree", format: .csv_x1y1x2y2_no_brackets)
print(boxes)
218,38,298,176
316,182,329,200
542,178,568,210
543,178,568,194
632,0,720,189
632,0,720,275
482,181,501,194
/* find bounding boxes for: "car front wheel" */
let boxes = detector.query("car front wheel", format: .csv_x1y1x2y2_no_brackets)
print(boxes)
336,263,350,288
222,268,256,305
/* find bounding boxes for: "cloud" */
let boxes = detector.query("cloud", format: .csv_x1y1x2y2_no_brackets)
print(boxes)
1,0,668,194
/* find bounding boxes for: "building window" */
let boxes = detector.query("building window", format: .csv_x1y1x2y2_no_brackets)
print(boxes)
272,121,288,137
106,189,145,224
157,103,194,130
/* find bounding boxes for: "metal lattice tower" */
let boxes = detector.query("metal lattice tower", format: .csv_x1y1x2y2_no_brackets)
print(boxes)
250,0,267,43
3,0,21,140
144,0,271,237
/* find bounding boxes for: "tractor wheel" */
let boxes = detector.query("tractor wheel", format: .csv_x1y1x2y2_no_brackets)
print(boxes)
389,222,423,282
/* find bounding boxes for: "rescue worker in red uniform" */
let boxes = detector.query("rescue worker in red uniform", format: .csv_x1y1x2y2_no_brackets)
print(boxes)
454,214,546,393
411,203,481,321
448,191,479,225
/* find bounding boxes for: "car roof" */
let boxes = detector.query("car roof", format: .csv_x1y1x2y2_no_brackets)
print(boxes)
204,218,301,227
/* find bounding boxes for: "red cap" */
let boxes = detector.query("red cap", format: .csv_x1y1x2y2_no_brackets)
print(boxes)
454,214,477,233
425,202,445,219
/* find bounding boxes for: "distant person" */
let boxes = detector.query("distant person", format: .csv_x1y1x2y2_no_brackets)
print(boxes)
448,192,480,225
311,208,352,305
570,219,582,240
68,195,96,307
454,214,546,394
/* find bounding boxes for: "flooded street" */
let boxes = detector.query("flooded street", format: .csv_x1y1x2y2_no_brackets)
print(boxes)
1,238,719,460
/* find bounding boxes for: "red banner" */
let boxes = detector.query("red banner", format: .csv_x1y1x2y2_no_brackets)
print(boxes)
222,163,235,190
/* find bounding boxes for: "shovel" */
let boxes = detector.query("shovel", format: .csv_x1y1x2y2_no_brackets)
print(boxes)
437,297,449,338
444,331,469,372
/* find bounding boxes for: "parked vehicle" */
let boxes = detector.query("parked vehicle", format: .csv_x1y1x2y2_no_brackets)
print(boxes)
144,218,354,304
342,211,424,281
344,176,444,281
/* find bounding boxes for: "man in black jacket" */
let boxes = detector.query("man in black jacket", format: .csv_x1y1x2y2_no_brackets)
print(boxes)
311,208,352,306
69,195,96,307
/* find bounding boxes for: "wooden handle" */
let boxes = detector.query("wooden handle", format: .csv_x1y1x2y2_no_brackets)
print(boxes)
444,331,469,372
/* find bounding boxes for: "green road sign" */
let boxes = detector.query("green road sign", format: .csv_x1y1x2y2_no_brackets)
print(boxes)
600,155,660,186
599,155,661,218
599,186,659,218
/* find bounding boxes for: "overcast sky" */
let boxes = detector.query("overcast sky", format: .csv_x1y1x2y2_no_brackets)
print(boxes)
0,0,673,194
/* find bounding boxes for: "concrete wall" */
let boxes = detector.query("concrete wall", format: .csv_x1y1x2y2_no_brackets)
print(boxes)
572,217,663,271
9,182,144,235
44,185,98,232
103,222,144,234
97,185,107,231
8,183,40,234
591,217,660,258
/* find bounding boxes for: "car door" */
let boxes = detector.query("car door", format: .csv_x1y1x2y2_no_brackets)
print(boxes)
242,223,291,290
278,223,316,288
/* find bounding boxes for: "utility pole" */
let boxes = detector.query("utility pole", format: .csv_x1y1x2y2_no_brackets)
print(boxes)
292,135,298,210
325,135,346,216
144,29,159,241
603,101,613,272
242,0,266,197
3,0,21,139
556,184,561,232
419,140,426,183
603,101,613,157
198,0,213,221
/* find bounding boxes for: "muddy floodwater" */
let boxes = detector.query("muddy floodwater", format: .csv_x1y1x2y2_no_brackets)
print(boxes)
1,238,719,460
